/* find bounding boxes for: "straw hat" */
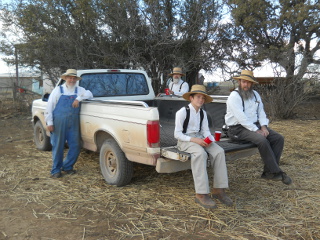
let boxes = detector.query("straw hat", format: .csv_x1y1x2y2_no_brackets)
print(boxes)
169,67,185,76
183,84,213,104
233,70,258,84
60,69,82,81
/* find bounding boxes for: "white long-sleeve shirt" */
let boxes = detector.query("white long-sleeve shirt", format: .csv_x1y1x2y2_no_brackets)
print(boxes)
174,103,213,142
225,89,269,132
45,83,93,126
168,79,189,96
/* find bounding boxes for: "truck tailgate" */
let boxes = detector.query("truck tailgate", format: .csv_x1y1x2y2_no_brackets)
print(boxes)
158,140,258,173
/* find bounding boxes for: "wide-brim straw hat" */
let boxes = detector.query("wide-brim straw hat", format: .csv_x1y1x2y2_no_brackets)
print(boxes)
169,67,185,76
60,69,82,81
233,70,258,84
183,84,213,104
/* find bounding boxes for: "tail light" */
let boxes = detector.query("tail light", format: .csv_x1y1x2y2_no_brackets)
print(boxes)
147,120,160,147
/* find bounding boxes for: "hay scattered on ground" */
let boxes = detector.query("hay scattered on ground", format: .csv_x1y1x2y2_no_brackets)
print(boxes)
0,107,320,239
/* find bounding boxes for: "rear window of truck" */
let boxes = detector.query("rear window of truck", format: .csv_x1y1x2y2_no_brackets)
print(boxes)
79,73,149,97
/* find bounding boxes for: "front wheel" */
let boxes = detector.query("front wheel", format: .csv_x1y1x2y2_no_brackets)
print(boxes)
99,139,133,187
34,121,52,151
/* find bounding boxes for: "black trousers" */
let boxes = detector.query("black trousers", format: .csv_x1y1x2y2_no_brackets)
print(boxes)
228,124,284,173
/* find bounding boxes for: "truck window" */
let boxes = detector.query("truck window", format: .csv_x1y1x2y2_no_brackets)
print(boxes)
79,73,149,97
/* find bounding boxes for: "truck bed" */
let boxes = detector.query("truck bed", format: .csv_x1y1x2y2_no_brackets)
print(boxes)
153,96,257,164
159,120,256,152
154,96,256,147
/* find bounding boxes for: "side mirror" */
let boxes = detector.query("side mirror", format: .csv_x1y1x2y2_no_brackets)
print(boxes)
42,93,50,102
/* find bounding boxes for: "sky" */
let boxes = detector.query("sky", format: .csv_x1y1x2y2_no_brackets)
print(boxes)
0,4,12,75
0,0,16,74
0,54,14,74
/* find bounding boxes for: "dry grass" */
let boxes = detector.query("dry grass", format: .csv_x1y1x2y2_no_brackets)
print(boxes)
0,102,320,239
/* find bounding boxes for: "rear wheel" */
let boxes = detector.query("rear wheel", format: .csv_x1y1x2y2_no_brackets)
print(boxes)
34,121,52,151
99,139,133,187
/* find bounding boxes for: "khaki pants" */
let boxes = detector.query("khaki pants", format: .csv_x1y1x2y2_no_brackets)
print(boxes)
177,133,229,194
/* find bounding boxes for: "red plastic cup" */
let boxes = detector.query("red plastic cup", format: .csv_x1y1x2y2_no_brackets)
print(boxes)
204,135,214,144
164,88,169,95
214,131,222,141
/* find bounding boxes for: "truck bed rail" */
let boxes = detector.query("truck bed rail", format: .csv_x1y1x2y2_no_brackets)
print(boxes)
85,99,149,108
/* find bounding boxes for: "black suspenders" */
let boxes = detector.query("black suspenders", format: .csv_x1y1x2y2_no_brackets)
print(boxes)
233,90,258,111
170,81,185,92
182,106,204,133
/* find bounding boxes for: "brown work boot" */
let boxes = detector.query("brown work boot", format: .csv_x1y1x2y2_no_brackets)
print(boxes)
195,194,217,209
211,188,233,206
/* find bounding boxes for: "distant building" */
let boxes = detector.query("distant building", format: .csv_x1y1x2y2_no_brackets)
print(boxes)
0,72,42,98
255,77,282,85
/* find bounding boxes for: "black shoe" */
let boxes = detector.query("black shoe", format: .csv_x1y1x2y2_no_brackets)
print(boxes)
279,172,292,185
262,171,292,185
63,169,77,175
261,171,276,180
51,172,62,178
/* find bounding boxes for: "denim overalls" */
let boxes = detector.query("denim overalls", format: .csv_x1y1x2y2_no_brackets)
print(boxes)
50,86,81,175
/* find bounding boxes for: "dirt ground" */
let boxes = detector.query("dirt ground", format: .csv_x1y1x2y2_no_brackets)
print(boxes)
0,97,320,240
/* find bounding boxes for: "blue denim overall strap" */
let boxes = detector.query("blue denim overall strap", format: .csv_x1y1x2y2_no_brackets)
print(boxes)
50,86,81,174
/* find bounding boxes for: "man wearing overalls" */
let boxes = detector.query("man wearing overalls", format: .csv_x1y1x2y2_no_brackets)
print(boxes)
45,69,93,178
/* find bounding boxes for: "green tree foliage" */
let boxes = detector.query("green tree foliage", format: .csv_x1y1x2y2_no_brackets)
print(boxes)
1,0,108,82
178,0,224,84
0,0,223,91
2,0,318,119
227,0,320,118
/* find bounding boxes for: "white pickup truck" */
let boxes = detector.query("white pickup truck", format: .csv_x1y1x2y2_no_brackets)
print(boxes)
32,69,257,186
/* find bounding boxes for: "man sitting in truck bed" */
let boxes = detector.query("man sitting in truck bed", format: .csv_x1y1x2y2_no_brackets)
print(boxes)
174,85,233,209
225,70,292,185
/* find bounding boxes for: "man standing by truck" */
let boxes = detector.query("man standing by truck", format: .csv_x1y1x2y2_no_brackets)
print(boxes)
45,69,93,178
174,85,233,209
225,70,292,185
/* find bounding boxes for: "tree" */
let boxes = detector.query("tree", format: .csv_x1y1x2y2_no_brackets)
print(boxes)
0,0,107,85
178,0,224,86
0,0,226,94
226,0,320,118
132,0,179,92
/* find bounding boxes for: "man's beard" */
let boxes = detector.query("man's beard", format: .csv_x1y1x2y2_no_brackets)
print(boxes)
238,85,254,100
173,77,180,84
66,83,76,91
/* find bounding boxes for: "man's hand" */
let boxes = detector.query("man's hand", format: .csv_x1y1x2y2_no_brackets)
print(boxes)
47,125,54,132
256,126,269,137
261,126,269,136
72,99,80,108
191,137,209,147
168,89,174,95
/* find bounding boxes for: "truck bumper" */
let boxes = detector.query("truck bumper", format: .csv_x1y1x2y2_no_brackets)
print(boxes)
156,146,259,173
156,157,191,173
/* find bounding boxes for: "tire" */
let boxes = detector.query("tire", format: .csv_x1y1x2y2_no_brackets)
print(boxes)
34,121,52,151
99,139,133,187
